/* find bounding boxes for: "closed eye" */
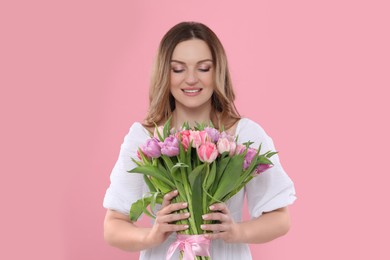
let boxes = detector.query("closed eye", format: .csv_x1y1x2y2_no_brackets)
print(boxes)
172,68,185,73
198,68,211,72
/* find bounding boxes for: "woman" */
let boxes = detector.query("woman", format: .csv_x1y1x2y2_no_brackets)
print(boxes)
103,21,296,259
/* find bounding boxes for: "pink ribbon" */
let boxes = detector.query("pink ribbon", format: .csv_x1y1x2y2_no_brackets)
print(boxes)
166,234,211,260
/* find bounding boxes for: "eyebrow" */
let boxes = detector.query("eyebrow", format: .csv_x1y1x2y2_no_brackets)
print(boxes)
170,59,213,64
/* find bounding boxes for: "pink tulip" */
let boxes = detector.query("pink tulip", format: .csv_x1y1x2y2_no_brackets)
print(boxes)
190,130,209,148
228,141,237,156
141,138,161,158
217,137,231,154
235,144,246,155
176,130,191,151
159,136,180,157
197,142,219,163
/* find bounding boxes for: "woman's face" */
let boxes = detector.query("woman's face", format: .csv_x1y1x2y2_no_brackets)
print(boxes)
170,39,214,112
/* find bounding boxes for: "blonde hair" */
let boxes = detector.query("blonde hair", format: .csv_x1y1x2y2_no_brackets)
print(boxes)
143,21,240,130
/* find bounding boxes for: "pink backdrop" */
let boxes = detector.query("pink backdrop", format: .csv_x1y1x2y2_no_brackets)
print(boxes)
1,0,389,259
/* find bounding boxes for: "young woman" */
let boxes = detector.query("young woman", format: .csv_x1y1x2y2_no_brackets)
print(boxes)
103,22,296,259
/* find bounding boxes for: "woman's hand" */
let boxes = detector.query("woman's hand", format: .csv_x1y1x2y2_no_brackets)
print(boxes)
200,203,242,243
144,190,190,248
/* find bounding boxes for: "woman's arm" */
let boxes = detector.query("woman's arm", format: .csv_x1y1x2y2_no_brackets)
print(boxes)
104,209,151,251
104,190,190,251
201,204,291,244
236,207,291,243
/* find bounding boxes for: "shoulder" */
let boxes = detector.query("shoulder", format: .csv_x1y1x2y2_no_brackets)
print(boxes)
236,118,275,149
236,118,267,136
122,122,152,146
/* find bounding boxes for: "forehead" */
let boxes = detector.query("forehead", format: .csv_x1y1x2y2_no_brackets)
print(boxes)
171,39,212,62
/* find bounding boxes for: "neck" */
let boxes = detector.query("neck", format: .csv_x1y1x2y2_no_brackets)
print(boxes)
172,104,213,129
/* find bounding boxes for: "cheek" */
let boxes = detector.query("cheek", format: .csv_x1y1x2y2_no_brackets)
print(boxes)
170,73,183,87
200,74,214,89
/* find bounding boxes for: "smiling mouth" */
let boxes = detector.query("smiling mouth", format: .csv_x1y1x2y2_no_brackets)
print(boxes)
182,88,202,93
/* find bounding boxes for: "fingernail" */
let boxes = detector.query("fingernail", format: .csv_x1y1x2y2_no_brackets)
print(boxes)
200,225,206,229
182,203,188,207
184,225,189,229
184,213,190,217
173,190,178,194
202,215,208,220
209,205,215,210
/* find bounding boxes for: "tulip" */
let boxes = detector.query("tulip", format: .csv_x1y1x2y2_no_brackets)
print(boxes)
228,141,237,156
160,136,180,157
197,142,219,163
217,137,231,154
204,127,220,143
220,131,235,142
254,164,273,175
176,130,191,151
235,144,246,155
141,138,161,158
190,130,209,148
243,148,257,170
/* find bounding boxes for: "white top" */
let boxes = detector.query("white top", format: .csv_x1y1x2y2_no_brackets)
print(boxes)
103,118,296,260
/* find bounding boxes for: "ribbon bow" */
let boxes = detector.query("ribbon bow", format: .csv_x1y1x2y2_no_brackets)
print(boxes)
166,234,211,260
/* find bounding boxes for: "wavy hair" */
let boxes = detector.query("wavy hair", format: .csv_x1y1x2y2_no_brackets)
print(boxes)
143,21,240,130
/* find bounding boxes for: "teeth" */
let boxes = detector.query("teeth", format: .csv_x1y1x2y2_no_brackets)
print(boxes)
183,89,201,93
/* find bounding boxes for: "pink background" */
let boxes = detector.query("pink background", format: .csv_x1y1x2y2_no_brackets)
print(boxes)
1,0,389,259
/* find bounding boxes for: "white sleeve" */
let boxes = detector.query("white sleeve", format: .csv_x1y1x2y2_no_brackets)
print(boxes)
238,119,296,218
103,122,150,215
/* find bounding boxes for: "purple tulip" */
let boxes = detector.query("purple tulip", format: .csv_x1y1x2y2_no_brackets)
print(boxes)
243,148,257,170
141,138,161,158
219,131,235,142
160,136,180,157
204,127,220,143
254,164,273,175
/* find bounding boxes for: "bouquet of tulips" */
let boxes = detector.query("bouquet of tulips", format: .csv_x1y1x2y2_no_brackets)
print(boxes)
128,119,276,260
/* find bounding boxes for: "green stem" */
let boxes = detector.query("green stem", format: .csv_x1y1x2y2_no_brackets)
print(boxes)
202,164,210,233
181,168,198,234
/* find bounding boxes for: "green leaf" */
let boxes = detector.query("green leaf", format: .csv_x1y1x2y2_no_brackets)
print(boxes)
212,155,245,202
211,156,230,194
153,122,164,141
265,151,278,158
191,168,203,234
150,192,162,215
171,162,189,171
182,122,190,130
242,141,254,148
188,164,206,187
128,166,174,187
186,144,192,174
149,176,173,194
179,140,186,164
257,156,273,165
163,117,172,139
129,195,153,222
204,161,216,191
160,155,182,182
143,175,157,192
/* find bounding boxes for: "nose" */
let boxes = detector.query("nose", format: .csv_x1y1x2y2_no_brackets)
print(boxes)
185,70,199,85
